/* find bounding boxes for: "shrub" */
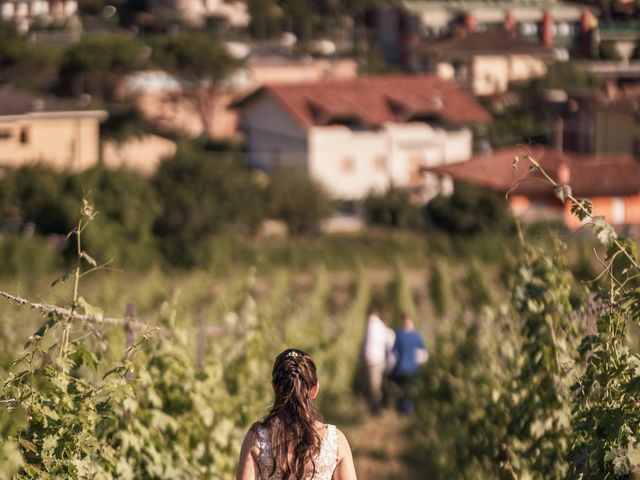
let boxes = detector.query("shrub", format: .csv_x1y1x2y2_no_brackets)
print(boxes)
425,182,514,235
363,188,424,229
267,169,334,235
0,234,61,276
70,167,160,269
0,165,78,235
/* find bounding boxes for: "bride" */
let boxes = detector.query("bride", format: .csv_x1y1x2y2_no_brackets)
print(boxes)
236,348,358,480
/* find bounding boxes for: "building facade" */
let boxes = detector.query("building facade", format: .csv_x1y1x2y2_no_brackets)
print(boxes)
0,87,107,171
236,75,489,200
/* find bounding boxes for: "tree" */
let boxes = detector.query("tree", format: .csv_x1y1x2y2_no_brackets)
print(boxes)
58,35,148,100
0,36,61,90
149,34,239,138
153,143,267,265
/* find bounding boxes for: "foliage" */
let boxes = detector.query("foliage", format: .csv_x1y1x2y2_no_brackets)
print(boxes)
0,165,78,235
425,182,514,235
363,188,424,230
266,169,334,235
0,35,61,90
71,167,160,269
153,144,268,265
599,40,623,61
0,235,61,276
100,103,153,143
58,35,148,99
428,259,453,319
149,33,239,135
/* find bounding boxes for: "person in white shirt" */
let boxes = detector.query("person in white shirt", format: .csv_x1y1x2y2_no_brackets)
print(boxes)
363,308,393,412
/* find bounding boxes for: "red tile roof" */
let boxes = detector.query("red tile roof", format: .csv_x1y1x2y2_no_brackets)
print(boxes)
423,30,555,59
428,146,640,198
236,74,490,128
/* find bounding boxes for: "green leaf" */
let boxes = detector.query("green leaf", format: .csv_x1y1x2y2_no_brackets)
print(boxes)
553,184,572,203
570,198,593,221
51,267,74,287
18,438,37,453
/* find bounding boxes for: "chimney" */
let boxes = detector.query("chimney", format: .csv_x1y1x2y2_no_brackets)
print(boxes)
541,11,554,47
605,80,618,100
554,116,564,154
580,10,595,57
504,11,515,34
557,161,570,184
463,12,476,32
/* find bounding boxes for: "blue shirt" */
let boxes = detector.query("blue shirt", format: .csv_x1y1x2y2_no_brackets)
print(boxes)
392,329,426,376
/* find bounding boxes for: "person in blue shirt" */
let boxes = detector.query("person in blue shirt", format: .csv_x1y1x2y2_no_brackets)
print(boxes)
390,313,428,415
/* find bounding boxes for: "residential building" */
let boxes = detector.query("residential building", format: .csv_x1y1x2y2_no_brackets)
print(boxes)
420,29,554,95
427,145,640,226
235,75,490,200
563,87,640,155
373,0,598,66
0,0,78,31
0,87,107,171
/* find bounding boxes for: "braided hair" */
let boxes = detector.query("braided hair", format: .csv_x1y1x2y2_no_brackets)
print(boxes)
258,348,322,479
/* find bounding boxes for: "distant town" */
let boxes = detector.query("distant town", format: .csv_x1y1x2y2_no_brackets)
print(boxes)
1,0,640,230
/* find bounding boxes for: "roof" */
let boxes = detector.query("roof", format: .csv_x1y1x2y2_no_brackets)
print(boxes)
235,74,490,128
0,86,106,119
427,146,640,198
423,30,555,59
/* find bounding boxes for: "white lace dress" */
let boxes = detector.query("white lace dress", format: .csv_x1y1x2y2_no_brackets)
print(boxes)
255,424,339,480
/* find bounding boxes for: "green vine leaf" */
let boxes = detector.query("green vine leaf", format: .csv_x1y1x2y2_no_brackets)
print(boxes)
553,184,572,203
592,216,618,247
570,198,593,222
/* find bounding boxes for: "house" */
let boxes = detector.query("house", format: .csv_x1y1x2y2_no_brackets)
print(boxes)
0,0,78,32
0,87,107,171
373,0,598,66
427,145,640,226
563,86,640,155
122,55,358,139
420,29,554,95
234,75,490,200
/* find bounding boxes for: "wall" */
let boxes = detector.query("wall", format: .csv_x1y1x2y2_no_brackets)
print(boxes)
595,110,640,154
0,114,102,171
102,134,177,176
308,122,473,199
239,94,307,171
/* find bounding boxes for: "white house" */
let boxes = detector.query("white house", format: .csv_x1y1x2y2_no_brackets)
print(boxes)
0,0,78,31
235,75,490,200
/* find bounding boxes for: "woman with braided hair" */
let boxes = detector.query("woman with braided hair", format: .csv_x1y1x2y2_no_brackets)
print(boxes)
236,348,357,480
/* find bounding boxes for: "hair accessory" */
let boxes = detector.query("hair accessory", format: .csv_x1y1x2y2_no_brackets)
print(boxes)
286,351,300,358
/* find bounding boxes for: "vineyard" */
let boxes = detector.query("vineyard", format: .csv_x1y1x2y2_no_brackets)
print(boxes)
1,157,640,479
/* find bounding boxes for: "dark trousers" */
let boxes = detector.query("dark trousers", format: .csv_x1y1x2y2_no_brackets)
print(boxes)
391,372,417,415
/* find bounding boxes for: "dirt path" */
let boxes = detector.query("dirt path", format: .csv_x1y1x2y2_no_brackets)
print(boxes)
342,408,419,480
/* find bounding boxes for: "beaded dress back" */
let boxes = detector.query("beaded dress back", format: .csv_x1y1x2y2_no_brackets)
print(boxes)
255,424,338,480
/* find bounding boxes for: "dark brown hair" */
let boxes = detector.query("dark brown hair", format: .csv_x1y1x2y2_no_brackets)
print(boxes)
258,348,322,479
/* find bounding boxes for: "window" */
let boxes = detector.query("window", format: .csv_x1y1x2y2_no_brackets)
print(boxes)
19,127,29,144
0,129,12,140
373,155,386,172
341,157,355,174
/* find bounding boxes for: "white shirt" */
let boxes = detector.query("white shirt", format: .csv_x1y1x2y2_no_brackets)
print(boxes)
363,315,390,366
